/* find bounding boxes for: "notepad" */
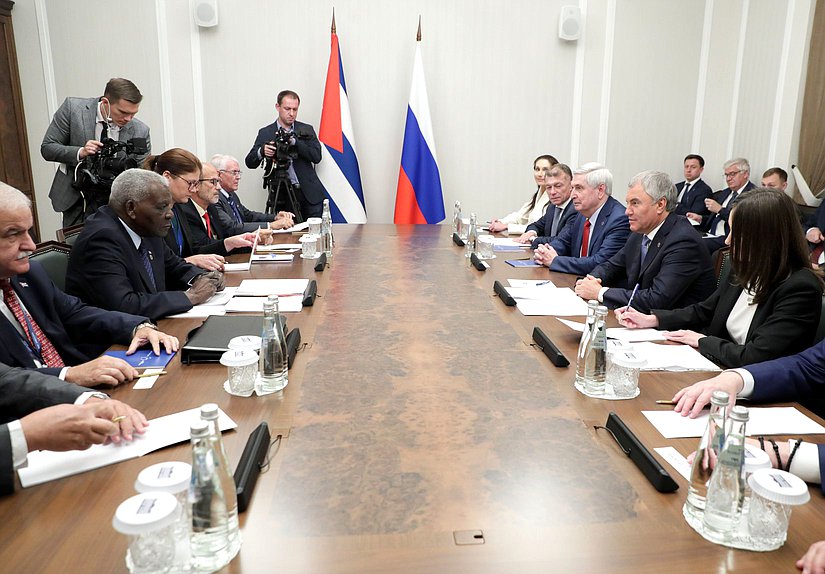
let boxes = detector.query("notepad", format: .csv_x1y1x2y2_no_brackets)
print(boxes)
632,342,721,371
103,350,175,369
235,279,309,297
506,259,541,267
18,407,237,487
643,407,825,439
515,287,590,316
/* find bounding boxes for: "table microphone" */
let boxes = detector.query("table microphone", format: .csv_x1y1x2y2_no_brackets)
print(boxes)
531,327,569,367
314,253,327,272
234,422,271,513
286,328,301,368
493,280,516,306
452,232,466,246
302,280,317,306
470,253,489,271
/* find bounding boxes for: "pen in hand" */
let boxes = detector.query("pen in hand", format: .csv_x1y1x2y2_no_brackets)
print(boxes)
625,283,640,311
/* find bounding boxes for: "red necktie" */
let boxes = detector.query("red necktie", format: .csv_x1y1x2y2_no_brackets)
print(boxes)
203,212,214,239
1,280,65,368
580,219,591,257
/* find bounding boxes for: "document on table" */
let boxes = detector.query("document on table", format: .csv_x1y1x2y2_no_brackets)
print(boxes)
256,243,301,252
18,407,237,487
202,287,237,306
491,237,525,247
506,259,541,267
505,283,557,300
654,447,692,480
235,278,309,297
223,261,251,272
643,407,825,439
252,253,294,263
167,306,227,319
271,221,310,233
225,294,303,313
508,279,556,288
556,319,667,342
632,342,722,371
515,287,590,316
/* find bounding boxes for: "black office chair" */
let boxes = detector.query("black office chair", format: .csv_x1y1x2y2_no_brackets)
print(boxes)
56,223,84,247
713,247,732,288
29,241,72,292
814,296,825,344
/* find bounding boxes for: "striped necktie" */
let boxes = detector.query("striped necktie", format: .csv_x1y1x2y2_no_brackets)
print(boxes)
1,279,65,367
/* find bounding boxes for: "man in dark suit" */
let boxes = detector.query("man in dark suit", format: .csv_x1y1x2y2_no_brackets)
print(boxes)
676,154,712,221
40,78,151,227
533,163,631,275
245,90,325,219
0,362,147,496
518,164,577,245
700,157,756,253
210,154,294,235
66,169,223,321
177,163,256,255
575,170,715,313
0,182,178,387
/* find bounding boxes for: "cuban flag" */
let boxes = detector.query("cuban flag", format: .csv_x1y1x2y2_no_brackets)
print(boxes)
394,36,445,224
317,18,367,223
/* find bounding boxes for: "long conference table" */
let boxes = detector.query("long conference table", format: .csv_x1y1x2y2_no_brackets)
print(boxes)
2,224,825,573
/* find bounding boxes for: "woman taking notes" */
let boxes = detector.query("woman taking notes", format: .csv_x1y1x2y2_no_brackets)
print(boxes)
616,188,823,368
488,154,557,234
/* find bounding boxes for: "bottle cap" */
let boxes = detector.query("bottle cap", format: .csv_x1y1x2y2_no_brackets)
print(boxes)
710,389,730,406
190,420,209,439
729,405,749,422
112,491,179,535
135,461,192,495
200,403,219,420
748,468,811,506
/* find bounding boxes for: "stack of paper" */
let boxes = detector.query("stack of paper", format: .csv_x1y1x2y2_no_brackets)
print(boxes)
18,407,237,487
632,342,721,371
225,294,303,313
514,287,590,316
556,319,667,342
235,279,309,296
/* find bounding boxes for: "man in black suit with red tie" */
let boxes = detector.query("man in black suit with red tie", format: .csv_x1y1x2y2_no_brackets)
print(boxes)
0,182,178,387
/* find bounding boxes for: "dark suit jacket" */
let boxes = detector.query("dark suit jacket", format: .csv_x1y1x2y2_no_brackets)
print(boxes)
526,200,577,246
0,362,87,495
66,206,201,321
700,181,756,234
545,196,631,275
40,97,151,212
653,268,822,368
592,213,716,313
0,262,146,376
162,204,227,258
244,120,325,205
177,200,231,256
214,190,274,235
674,179,712,217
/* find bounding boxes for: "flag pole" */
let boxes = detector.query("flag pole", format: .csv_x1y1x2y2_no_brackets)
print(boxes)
331,8,336,34
416,15,421,41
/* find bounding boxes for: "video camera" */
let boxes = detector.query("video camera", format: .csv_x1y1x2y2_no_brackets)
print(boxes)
74,136,149,205
264,128,298,174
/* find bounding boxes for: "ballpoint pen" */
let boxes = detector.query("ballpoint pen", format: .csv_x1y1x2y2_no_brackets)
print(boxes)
626,283,640,310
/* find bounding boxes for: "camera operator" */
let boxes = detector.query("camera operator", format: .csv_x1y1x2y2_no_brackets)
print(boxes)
245,90,324,218
41,78,151,227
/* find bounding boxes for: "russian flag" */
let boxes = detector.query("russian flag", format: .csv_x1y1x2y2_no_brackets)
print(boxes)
394,40,445,224
317,19,367,223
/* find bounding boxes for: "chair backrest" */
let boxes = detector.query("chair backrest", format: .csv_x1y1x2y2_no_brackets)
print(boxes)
56,223,84,247
29,241,72,292
815,296,825,344
713,246,732,288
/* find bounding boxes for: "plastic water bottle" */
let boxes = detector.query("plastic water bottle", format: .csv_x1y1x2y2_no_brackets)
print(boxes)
320,199,333,257
189,420,232,572
583,305,608,394
465,213,478,258
702,405,749,541
685,390,729,519
200,404,241,561
259,295,288,393
575,300,599,385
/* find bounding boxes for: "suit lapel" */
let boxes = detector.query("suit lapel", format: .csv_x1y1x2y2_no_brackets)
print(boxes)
83,99,97,143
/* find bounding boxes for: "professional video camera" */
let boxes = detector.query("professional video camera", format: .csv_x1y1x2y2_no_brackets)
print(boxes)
74,136,149,210
262,128,303,220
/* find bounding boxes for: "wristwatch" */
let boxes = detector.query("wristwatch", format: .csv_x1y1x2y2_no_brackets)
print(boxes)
132,322,158,337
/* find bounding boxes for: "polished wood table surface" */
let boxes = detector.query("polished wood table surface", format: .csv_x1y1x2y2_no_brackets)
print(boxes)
2,224,824,573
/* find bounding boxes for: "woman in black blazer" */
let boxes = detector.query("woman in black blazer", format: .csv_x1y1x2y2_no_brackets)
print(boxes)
616,188,823,368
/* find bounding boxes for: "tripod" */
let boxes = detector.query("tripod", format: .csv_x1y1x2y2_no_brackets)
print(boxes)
264,169,303,223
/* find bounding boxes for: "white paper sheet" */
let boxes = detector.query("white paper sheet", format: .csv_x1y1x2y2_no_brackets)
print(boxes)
18,407,237,487
251,254,294,263
132,368,164,390
556,320,671,342
515,288,590,316
235,279,309,297
199,287,237,306
632,342,721,371
654,447,692,481
491,237,527,247
642,407,825,439
256,243,302,252
225,295,303,313
167,306,227,319
508,279,556,288
505,284,559,300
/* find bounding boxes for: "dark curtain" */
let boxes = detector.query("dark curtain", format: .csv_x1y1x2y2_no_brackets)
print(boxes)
797,0,825,201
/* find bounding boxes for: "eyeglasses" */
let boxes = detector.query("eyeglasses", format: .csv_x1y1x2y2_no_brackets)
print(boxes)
219,170,243,177
724,170,741,180
170,173,200,190
199,178,220,186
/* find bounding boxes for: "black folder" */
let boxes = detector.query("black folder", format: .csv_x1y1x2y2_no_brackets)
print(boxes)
181,315,286,364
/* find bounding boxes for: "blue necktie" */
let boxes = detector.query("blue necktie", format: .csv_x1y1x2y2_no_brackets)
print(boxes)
228,194,243,224
170,214,183,255
640,236,651,265
139,241,157,290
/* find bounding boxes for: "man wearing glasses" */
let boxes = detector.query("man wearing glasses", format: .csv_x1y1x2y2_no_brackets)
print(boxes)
176,162,257,255
700,157,755,253
210,154,294,234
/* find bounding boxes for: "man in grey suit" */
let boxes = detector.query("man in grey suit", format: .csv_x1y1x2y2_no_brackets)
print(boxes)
41,78,152,227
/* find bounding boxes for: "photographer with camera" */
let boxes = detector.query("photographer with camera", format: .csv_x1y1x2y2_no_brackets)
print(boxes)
245,90,324,219
41,78,151,227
